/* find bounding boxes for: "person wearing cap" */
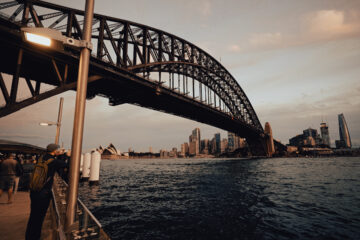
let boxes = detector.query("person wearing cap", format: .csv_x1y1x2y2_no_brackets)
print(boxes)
25,143,67,240
0,153,21,203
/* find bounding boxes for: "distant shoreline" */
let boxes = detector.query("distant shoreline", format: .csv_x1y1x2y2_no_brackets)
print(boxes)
101,154,360,160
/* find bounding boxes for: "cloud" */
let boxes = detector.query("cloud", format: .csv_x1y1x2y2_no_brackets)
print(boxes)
201,0,212,17
256,86,360,146
184,0,212,17
248,32,283,48
229,10,360,53
304,10,359,38
227,44,242,53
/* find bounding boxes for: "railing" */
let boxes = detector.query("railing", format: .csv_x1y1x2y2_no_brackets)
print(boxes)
52,174,110,240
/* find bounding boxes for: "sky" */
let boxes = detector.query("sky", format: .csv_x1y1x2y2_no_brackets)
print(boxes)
0,0,359,152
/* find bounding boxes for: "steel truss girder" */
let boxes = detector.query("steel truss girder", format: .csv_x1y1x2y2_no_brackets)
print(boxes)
129,62,249,122
0,70,102,118
0,0,263,132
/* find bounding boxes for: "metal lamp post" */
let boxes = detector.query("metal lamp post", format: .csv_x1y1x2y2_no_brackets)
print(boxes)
39,97,64,145
54,97,64,145
65,0,95,230
21,0,95,231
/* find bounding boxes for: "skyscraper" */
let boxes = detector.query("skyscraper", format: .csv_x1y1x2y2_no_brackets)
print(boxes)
220,138,228,153
215,133,221,153
320,122,330,147
338,113,352,148
189,128,201,154
181,142,189,156
228,132,235,151
201,139,209,154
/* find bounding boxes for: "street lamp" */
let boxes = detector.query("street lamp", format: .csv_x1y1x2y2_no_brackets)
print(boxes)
24,32,51,46
39,97,64,145
22,0,95,231
21,27,93,50
39,122,57,126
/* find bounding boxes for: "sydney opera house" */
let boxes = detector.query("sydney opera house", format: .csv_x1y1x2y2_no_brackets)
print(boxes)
97,143,122,159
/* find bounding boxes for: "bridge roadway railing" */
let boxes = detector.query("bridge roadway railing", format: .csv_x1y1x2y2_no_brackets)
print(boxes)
50,174,110,240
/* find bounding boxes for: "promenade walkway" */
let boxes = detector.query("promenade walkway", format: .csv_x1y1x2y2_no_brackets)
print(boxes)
0,191,30,240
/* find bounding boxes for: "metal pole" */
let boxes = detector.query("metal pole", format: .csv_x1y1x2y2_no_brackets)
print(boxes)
65,0,94,230
55,97,64,145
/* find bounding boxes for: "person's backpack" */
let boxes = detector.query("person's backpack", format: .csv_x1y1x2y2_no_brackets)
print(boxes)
29,155,54,192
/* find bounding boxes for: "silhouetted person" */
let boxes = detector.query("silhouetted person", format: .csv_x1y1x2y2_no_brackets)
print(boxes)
25,144,66,240
57,149,71,182
0,153,21,203
13,155,24,194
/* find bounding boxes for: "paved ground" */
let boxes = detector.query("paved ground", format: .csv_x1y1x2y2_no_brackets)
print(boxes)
0,191,30,240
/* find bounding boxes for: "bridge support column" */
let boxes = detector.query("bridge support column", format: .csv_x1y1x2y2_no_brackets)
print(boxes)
264,122,275,157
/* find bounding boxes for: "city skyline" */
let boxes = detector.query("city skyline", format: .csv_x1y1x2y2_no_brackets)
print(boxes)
0,0,359,151
102,117,349,154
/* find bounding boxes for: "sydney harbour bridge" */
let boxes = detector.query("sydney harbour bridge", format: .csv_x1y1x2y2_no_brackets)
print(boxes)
0,0,278,156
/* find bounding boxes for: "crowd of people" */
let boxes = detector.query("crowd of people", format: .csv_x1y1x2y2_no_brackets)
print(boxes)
0,143,71,240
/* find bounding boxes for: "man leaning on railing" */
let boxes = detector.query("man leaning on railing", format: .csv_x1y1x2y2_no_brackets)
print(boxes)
25,143,67,240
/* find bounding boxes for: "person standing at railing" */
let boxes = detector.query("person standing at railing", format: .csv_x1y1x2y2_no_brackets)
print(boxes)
25,143,67,240
57,149,71,183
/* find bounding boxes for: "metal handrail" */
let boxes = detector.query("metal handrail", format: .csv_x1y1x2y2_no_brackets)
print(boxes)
52,174,111,240
51,188,67,240
78,198,102,228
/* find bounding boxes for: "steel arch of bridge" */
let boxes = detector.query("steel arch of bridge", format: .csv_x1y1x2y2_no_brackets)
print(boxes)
0,0,263,135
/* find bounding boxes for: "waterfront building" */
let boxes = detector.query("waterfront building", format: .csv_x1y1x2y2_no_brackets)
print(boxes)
220,138,228,153
228,132,236,151
149,146,153,153
303,136,316,147
238,138,246,148
215,133,221,153
180,144,186,157
289,134,304,147
303,128,317,138
201,139,209,154
160,149,169,158
287,146,298,154
289,128,322,147
182,142,189,156
320,123,330,147
338,113,352,148
100,143,121,158
189,128,201,153
335,140,346,149
210,137,216,154
189,141,198,156
169,148,177,158
303,128,322,145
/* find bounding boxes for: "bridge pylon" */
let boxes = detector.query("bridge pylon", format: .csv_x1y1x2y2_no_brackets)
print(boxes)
264,122,275,157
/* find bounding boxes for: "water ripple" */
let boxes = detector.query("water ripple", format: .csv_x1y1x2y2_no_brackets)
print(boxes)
79,157,360,240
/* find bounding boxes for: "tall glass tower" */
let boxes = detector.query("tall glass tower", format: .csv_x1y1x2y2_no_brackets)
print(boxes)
215,133,221,153
228,132,235,151
320,122,330,147
338,113,352,148
190,128,201,153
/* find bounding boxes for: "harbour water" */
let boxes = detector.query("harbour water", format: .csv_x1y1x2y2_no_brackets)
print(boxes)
79,157,360,240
